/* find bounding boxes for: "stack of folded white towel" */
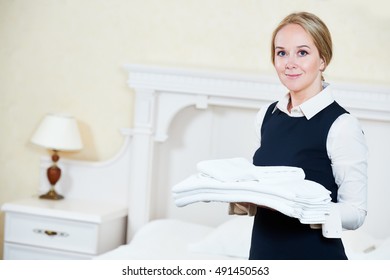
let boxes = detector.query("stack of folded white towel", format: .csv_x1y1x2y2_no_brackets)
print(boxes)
172,157,332,224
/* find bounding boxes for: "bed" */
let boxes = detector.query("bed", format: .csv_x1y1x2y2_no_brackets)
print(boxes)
42,64,390,260
95,216,253,260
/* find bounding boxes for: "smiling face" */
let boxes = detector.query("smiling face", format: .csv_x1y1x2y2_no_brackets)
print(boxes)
273,24,325,99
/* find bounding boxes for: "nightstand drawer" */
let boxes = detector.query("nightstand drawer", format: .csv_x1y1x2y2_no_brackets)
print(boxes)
4,243,91,260
4,212,99,255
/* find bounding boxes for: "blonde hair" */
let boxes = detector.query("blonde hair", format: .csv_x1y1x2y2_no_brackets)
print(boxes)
271,12,333,72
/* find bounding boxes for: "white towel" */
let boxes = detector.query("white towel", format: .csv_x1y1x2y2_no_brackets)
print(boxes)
172,174,331,224
197,157,305,182
174,191,329,224
172,158,332,224
172,174,330,203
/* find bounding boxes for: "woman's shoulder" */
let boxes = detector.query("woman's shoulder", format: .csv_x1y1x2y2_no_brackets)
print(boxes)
255,102,275,123
334,111,362,127
331,111,366,139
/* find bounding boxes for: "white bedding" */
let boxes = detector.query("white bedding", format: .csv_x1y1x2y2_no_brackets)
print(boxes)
95,217,252,260
95,217,390,260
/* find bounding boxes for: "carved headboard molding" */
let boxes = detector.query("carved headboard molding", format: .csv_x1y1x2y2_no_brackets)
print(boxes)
127,64,390,139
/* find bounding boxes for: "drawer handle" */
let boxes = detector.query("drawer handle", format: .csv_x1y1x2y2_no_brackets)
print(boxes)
33,229,69,237
44,230,57,236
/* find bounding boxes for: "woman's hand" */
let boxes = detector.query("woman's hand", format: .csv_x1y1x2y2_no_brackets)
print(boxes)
237,202,275,211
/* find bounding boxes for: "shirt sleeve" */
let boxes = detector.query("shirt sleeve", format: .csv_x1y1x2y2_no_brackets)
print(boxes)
253,103,269,149
327,113,369,230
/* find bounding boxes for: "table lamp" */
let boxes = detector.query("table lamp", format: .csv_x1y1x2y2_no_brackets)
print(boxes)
31,113,83,200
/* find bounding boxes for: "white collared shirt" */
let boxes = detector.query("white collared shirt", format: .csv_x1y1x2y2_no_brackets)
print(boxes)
254,84,368,231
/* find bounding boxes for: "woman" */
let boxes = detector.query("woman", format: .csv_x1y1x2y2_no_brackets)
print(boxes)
231,12,368,259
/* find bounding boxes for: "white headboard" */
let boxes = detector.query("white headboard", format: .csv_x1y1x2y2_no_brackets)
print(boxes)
39,64,390,242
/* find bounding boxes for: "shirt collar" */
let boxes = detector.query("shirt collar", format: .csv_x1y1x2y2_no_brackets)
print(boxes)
273,83,335,120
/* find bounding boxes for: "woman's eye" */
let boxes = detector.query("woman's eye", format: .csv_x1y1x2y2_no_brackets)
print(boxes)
277,50,286,57
298,50,308,56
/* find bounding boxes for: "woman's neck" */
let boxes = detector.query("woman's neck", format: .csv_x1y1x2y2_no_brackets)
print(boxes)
288,83,323,110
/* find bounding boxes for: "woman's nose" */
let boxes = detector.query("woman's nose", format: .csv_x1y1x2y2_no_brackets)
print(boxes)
285,56,297,69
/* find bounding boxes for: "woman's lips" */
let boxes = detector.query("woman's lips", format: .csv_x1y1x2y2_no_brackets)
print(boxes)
285,73,302,79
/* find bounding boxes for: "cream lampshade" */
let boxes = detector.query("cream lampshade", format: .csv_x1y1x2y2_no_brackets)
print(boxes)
31,113,83,200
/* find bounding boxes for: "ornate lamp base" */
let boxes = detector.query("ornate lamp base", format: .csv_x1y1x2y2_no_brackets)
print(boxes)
39,188,64,200
40,150,64,200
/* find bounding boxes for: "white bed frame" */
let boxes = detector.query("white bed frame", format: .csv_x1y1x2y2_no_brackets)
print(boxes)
38,64,390,243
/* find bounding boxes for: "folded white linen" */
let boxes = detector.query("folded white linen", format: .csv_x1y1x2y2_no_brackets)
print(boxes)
172,174,331,203
196,157,305,182
172,174,332,224
174,192,329,224
173,186,331,211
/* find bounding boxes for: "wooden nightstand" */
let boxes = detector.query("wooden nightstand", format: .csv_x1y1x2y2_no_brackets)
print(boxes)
1,197,127,259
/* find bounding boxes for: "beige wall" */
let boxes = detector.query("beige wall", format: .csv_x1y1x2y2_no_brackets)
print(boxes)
0,0,389,259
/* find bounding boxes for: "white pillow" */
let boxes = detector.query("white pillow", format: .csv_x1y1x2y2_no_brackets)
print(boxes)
342,230,390,260
188,216,253,259
342,230,379,254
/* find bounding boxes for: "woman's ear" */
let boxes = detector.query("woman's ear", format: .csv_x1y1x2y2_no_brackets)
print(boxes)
320,58,326,71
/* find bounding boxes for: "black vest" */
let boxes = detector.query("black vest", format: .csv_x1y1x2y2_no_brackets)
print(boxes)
253,101,348,202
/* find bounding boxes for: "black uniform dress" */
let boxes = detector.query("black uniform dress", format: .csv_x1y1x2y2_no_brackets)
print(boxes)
249,101,348,260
